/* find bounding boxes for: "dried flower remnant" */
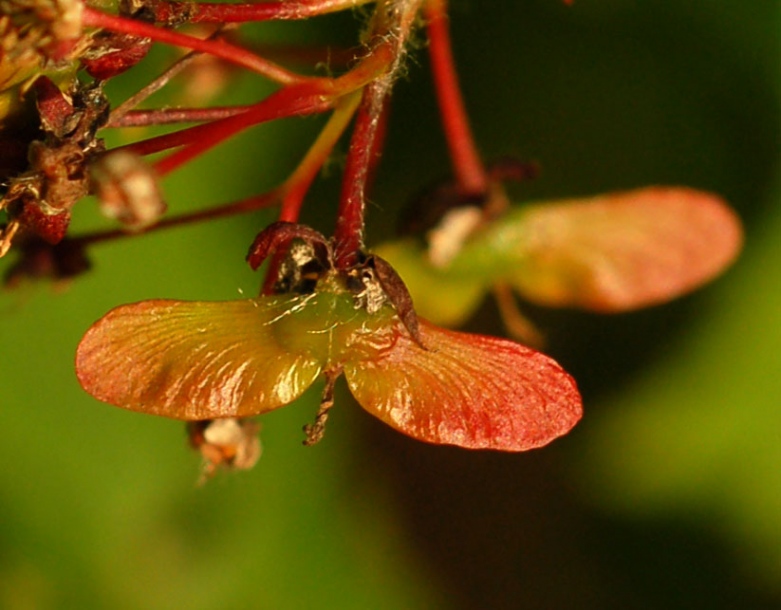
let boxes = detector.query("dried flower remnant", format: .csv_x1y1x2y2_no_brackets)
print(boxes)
375,186,743,340
0,76,107,255
187,418,262,482
76,227,582,452
0,0,85,64
79,29,152,80
90,150,166,231
0,0,87,154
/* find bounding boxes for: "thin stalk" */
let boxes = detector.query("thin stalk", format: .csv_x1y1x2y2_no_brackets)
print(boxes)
82,7,309,85
151,86,335,176
425,0,488,197
146,44,393,175
77,94,360,246
332,0,424,268
150,0,373,23
332,80,386,268
492,283,544,347
107,106,253,128
278,91,362,222
108,28,230,125
73,191,279,247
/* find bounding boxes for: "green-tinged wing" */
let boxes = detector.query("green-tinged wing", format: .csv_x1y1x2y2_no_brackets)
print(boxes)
76,298,323,419
371,239,487,326
345,319,582,451
456,187,743,311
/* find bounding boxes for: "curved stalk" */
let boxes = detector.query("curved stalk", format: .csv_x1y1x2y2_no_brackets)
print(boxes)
425,0,488,197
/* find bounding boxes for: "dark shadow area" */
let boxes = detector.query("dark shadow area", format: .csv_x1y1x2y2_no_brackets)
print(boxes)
359,1,781,608
354,413,781,610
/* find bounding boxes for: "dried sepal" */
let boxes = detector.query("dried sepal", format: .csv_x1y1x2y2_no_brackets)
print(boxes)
246,221,330,272
33,74,78,137
396,158,537,237
80,31,152,80
0,79,107,254
354,253,423,347
0,136,84,248
246,221,332,295
2,235,89,288
345,318,581,451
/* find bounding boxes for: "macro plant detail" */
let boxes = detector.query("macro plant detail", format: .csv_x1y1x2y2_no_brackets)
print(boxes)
76,224,583,452
377,185,743,344
0,0,742,475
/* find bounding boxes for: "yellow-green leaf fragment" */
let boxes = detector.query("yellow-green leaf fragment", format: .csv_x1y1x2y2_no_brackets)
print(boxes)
345,319,582,451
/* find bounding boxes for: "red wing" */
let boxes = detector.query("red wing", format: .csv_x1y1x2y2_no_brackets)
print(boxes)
494,187,742,310
345,319,582,451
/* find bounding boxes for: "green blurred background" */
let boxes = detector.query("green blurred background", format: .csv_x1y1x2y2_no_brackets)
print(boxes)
1,1,779,608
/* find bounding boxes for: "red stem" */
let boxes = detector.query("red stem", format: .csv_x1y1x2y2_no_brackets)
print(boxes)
329,0,424,268
151,85,335,176
74,191,279,246
425,0,488,197
107,106,253,128
362,94,390,202
125,45,391,174
82,7,308,85
332,81,386,269
277,92,361,222
150,0,370,23
110,80,336,167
